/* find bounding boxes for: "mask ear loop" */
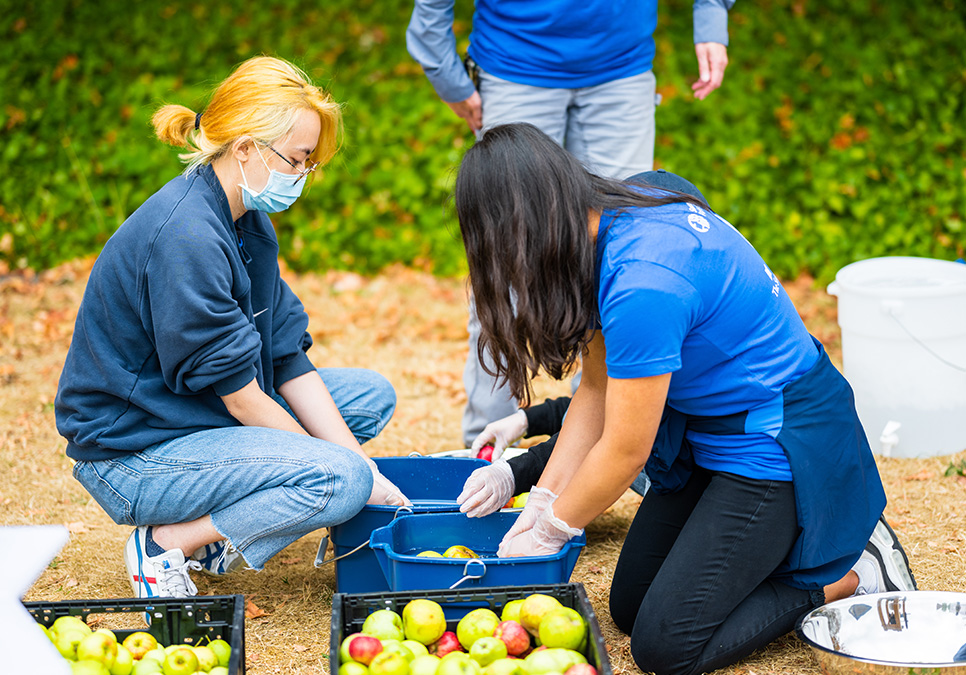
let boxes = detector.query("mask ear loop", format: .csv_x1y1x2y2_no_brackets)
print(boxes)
237,139,270,192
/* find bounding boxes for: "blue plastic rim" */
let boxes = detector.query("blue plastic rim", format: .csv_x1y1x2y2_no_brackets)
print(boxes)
368,511,586,591
329,456,488,593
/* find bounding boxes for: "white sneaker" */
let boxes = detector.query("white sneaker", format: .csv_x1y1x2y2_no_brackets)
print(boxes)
123,527,202,598
191,540,246,576
854,516,917,594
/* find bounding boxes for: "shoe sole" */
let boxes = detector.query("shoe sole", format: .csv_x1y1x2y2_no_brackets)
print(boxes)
866,517,917,592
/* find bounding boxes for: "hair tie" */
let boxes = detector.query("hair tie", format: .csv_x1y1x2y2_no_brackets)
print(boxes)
194,112,202,131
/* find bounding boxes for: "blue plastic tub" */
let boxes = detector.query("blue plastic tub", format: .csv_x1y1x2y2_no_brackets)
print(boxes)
327,456,488,592
368,511,585,591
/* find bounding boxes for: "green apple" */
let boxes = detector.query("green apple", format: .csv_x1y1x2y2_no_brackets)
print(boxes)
537,608,586,650
468,636,507,667
55,628,91,660
369,650,410,675
94,629,118,644
77,631,119,669
442,545,479,559
519,595,562,637
161,647,199,675
121,632,159,661
403,598,447,645
142,648,167,664
437,652,482,675
192,645,219,672
207,639,231,668
71,661,111,675
500,600,524,624
402,639,430,659
483,658,524,675
131,659,163,675
110,646,134,675
381,639,413,661
362,609,405,641
52,615,91,639
456,608,500,650
410,653,442,675
209,668,230,675
338,663,369,675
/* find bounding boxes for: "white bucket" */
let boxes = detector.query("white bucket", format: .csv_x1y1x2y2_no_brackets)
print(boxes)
828,256,966,458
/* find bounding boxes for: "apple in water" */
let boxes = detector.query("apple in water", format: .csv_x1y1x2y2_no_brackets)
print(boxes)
77,631,119,669
348,634,384,665
417,550,444,557
468,636,508,667
500,600,524,623
443,545,479,559
207,639,231,668
410,653,442,675
538,608,586,650
111,645,135,675
403,598,447,645
493,620,530,656
519,594,562,636
456,608,500,650
362,609,406,641
338,663,368,675
121,632,159,661
511,493,529,508
476,445,494,462
429,631,462,657
161,647,198,675
369,650,410,675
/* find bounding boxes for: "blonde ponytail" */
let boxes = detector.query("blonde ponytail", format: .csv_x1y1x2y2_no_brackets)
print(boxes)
152,56,342,174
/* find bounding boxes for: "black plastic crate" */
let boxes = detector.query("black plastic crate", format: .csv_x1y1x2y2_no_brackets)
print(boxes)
331,582,612,675
24,594,245,674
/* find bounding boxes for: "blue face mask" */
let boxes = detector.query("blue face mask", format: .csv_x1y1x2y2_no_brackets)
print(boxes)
238,145,305,213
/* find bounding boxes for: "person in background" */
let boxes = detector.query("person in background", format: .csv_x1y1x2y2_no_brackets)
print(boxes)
407,0,735,447
453,123,916,675
55,56,409,600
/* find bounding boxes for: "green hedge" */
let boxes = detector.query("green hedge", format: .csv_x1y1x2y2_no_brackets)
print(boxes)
1,0,963,281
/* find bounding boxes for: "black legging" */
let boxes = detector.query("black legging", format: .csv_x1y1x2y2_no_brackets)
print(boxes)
610,467,826,675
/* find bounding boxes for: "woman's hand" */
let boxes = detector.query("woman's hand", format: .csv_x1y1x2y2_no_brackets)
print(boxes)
498,501,583,558
471,409,528,460
457,459,515,517
496,486,558,556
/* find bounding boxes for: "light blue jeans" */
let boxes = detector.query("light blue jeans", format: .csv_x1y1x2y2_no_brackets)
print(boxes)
72,368,395,569
462,69,658,445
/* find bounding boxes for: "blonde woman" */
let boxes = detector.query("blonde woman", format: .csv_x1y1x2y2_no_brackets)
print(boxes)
56,56,409,599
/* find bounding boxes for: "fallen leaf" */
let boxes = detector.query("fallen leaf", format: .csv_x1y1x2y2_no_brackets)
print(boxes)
246,599,269,619
903,470,933,481
66,521,89,534
65,578,78,588
293,645,309,653
278,557,302,565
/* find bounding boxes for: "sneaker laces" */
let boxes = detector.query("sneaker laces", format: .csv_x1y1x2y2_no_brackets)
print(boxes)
159,559,203,597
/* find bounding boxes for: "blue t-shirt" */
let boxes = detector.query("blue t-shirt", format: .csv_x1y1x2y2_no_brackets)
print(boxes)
595,196,819,480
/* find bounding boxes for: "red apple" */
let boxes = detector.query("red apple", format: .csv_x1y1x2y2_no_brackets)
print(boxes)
493,620,530,656
430,631,463,657
348,634,384,666
565,664,597,675
121,632,159,660
476,445,494,462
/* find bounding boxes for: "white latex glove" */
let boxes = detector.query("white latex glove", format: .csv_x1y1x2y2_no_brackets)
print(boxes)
364,458,411,506
457,459,515,518
496,486,557,556
471,409,528,461
498,501,583,558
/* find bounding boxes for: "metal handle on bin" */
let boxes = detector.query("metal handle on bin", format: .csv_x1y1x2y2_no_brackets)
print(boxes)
393,505,414,519
314,528,372,567
449,559,487,589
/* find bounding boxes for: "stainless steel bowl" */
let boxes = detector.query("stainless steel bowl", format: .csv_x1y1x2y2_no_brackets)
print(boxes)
797,591,966,674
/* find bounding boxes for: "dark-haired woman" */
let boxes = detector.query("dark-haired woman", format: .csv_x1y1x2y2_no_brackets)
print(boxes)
454,122,916,675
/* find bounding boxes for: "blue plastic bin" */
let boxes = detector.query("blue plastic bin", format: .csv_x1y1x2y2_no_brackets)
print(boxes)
368,511,585,591
328,456,488,592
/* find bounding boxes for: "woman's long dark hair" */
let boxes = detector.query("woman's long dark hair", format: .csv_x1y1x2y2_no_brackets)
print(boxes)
455,122,706,405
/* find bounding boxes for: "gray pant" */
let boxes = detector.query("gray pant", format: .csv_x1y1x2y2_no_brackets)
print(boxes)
462,69,659,445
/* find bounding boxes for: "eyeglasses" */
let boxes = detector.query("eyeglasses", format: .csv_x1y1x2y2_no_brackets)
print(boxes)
268,145,319,185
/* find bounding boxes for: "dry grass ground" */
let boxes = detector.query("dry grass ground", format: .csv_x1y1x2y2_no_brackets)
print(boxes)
2,261,964,674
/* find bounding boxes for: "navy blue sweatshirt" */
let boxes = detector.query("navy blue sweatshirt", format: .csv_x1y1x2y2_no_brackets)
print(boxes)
56,164,316,461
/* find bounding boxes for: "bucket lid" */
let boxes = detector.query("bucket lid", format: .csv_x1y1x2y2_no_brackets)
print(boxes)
832,256,966,299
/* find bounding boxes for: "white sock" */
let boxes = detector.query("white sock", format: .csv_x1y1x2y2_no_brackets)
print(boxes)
853,557,879,595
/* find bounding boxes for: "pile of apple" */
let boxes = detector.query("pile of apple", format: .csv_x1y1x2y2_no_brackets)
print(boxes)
338,593,597,675
39,615,232,675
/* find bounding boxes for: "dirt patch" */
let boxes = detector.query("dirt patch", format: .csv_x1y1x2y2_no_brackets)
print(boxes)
3,262,964,674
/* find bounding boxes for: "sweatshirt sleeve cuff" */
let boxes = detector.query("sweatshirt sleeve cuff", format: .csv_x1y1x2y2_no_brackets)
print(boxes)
274,350,316,388
212,365,258,397
694,2,730,45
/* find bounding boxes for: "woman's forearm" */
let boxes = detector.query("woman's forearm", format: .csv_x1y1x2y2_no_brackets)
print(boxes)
276,370,367,455
220,378,308,435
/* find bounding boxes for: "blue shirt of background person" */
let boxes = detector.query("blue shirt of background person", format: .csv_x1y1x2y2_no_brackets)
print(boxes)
595,193,820,481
